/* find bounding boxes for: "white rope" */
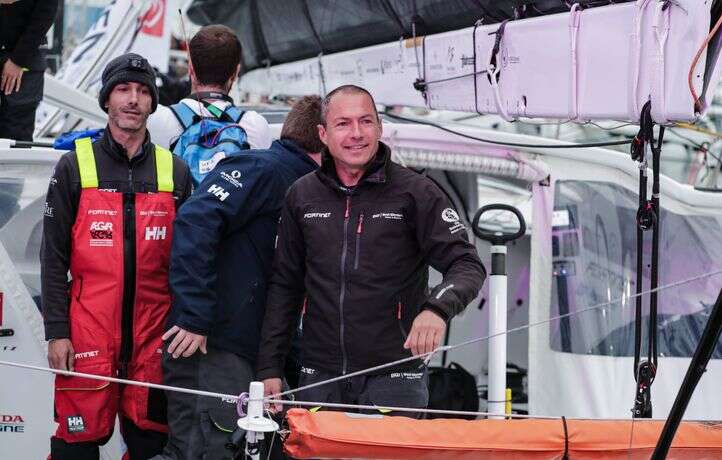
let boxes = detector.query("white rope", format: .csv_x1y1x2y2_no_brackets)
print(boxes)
0,360,241,401
1,268,720,420
263,399,559,419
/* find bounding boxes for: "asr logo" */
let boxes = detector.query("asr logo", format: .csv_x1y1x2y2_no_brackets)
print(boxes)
89,221,113,247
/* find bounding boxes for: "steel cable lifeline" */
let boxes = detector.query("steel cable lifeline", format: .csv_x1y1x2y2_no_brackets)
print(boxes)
1,269,720,417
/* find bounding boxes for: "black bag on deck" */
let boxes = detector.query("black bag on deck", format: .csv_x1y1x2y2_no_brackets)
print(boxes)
425,362,479,420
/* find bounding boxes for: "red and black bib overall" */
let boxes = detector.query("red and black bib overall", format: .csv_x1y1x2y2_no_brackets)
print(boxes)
53,137,175,442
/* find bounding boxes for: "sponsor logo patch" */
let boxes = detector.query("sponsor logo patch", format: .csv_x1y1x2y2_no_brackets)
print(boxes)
144,226,167,240
220,171,243,188
441,208,460,223
208,184,229,202
303,212,331,219
89,221,113,246
448,222,466,234
300,367,317,375
371,212,403,220
44,202,54,218
87,209,117,216
67,415,85,433
74,350,99,360
140,210,169,217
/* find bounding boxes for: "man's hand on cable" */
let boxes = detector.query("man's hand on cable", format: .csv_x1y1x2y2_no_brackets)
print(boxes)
1,59,23,95
263,378,283,413
403,309,446,357
163,325,208,358
48,338,75,371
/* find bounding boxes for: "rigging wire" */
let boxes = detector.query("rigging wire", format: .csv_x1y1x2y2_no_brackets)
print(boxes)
382,110,634,149
0,269,720,416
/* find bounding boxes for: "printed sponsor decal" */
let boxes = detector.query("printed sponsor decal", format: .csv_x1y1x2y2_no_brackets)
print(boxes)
44,202,54,218
0,414,25,433
448,222,466,234
199,151,226,175
221,397,236,404
303,212,331,219
89,221,113,246
300,367,316,375
220,171,243,188
140,0,165,37
87,209,117,216
389,372,424,380
1,346,17,352
144,226,167,240
371,212,403,220
74,350,99,360
67,415,85,433
208,184,229,202
140,210,168,217
441,208,460,223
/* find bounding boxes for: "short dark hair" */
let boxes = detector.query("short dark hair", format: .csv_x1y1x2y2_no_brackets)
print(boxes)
281,95,324,153
189,25,242,87
320,85,379,125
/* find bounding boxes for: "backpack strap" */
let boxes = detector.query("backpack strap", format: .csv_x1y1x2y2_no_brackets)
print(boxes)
74,137,98,189
169,102,198,131
223,106,246,124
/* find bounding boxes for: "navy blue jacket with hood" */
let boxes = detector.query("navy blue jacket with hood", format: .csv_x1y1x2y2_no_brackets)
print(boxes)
168,139,317,362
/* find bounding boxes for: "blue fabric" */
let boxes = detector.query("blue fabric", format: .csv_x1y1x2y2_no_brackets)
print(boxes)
170,102,248,186
53,129,104,150
168,139,317,362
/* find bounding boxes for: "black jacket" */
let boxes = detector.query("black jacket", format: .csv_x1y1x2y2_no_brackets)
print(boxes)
0,0,58,70
41,129,193,340
168,139,317,362
257,142,486,379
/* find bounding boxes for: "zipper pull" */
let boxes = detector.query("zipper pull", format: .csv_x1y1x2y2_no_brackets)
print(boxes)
397,301,402,320
345,197,351,219
356,213,364,234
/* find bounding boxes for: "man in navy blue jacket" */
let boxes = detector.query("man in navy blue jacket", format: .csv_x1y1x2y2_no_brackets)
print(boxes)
154,96,322,460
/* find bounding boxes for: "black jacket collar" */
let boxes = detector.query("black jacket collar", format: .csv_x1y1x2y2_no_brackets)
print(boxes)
99,127,153,164
317,141,391,194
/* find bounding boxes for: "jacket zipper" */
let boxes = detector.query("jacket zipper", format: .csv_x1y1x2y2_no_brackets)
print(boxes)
120,167,136,378
339,196,351,375
353,213,364,270
299,297,308,332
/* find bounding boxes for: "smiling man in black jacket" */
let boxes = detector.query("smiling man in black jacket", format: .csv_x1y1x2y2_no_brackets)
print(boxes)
258,85,486,415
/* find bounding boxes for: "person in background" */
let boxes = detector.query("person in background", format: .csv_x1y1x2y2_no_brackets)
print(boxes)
0,0,59,141
154,96,323,460
41,53,192,459
258,85,486,416
147,24,271,182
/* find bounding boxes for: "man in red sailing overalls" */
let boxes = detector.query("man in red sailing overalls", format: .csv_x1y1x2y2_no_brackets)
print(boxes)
40,53,192,460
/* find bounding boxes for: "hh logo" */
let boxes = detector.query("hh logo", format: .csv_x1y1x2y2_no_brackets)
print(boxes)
67,415,85,433
208,184,229,202
145,226,167,240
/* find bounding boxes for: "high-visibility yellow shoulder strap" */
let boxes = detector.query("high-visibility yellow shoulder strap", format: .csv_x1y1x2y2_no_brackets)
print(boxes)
74,137,98,189
154,145,174,193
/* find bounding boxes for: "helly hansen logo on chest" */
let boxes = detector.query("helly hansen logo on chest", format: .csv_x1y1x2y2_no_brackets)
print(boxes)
145,226,167,240
89,221,113,247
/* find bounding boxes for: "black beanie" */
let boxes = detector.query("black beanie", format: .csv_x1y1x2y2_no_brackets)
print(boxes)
98,53,159,113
